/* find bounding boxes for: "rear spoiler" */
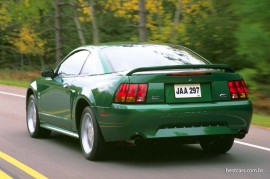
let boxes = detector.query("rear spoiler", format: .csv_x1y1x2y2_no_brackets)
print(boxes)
126,64,235,76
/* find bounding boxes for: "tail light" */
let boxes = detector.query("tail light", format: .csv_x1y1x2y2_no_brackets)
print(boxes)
228,80,248,100
114,84,148,103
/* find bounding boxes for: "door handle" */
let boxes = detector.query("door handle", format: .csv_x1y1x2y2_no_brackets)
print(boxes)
63,83,69,88
63,83,75,93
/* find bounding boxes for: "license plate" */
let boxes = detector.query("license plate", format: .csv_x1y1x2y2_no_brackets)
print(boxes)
174,84,201,98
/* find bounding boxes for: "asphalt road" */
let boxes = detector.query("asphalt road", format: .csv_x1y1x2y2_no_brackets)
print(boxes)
0,84,269,179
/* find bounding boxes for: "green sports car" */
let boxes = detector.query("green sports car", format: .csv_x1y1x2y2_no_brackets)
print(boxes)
26,44,252,160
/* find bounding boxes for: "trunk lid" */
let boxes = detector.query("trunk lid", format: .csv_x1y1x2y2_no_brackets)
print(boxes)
126,65,241,104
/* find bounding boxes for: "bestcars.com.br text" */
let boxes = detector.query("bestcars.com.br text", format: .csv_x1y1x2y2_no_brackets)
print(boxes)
225,168,263,174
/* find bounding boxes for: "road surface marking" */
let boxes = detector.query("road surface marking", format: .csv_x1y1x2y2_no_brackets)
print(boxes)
0,170,12,179
0,91,25,98
235,140,270,152
0,152,48,179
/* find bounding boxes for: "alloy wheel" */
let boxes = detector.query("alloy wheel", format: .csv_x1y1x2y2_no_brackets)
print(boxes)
81,113,95,154
27,100,37,134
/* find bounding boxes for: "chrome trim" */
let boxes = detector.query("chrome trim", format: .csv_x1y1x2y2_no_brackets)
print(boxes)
41,124,79,138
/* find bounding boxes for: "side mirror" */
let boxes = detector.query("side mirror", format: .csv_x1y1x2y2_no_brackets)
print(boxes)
41,68,55,78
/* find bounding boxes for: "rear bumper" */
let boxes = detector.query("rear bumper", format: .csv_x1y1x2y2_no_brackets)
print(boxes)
96,100,252,142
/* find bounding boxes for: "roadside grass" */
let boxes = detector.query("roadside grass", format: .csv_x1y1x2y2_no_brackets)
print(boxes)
0,80,30,87
252,113,270,128
0,70,39,87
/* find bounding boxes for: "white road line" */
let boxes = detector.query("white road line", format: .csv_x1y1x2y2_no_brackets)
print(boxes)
235,140,270,152
0,91,25,98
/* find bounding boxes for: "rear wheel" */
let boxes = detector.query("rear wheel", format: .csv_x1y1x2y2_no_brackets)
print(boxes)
80,107,105,160
26,95,51,138
200,136,234,154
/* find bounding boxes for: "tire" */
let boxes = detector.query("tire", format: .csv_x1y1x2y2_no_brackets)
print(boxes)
26,95,51,138
80,106,105,160
200,136,234,154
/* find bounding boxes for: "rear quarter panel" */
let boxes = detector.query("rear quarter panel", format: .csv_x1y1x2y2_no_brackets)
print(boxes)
72,74,128,107
71,73,128,130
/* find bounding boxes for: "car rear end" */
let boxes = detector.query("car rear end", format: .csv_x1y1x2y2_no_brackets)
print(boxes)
97,45,252,144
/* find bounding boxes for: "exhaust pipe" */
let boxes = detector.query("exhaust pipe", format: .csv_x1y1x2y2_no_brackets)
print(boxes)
133,136,144,145
236,130,246,139
124,135,144,146
126,135,144,146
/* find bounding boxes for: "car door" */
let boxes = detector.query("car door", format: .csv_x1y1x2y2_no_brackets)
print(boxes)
39,50,90,129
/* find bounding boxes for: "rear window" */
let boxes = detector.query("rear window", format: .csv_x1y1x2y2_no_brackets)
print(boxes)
98,44,210,72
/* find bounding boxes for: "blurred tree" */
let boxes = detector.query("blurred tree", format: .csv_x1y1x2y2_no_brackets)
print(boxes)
138,0,147,41
0,0,49,68
104,0,141,41
233,0,270,81
78,0,99,44
0,0,267,78
146,0,184,43
12,27,46,55
0,1,12,31
181,0,241,68
104,0,183,42
54,0,63,64
168,0,182,43
70,0,86,45
12,27,46,66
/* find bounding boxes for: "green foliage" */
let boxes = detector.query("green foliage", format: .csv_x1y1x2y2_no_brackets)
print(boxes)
0,0,51,69
0,0,269,87
0,2,12,30
99,12,136,42
181,0,242,69
233,0,270,82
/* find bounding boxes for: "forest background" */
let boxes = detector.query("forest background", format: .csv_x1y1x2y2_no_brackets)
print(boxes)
0,0,269,117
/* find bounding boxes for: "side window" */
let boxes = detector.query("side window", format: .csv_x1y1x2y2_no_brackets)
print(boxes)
80,53,104,75
57,50,90,76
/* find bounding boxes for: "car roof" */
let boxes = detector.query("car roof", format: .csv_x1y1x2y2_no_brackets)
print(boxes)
73,43,184,52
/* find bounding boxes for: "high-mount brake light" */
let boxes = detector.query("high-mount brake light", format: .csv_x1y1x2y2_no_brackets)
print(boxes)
228,80,248,100
114,84,148,103
168,72,210,76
